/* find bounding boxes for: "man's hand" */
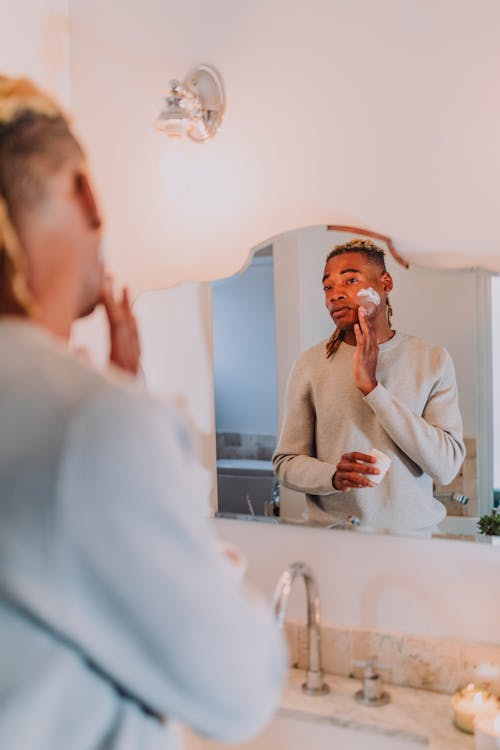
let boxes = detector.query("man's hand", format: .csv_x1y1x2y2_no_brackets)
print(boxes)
101,277,141,375
354,307,378,396
332,452,380,491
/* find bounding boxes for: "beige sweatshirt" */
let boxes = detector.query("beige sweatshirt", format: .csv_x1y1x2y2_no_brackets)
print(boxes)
272,332,465,533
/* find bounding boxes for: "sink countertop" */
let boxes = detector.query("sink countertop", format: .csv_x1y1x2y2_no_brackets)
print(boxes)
280,669,475,750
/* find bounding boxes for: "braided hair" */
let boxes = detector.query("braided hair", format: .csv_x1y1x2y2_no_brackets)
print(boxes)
325,238,393,359
0,75,81,315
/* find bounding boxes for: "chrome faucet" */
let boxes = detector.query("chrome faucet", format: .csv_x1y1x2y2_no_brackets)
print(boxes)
272,561,329,696
434,491,469,504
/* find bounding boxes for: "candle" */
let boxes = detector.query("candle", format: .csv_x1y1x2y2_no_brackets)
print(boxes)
475,712,500,749
452,684,499,734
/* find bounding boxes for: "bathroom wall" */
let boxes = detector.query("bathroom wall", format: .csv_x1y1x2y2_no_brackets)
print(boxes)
215,517,500,647
68,0,500,294
0,0,70,106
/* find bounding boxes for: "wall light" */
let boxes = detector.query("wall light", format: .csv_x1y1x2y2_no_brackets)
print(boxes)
156,64,225,142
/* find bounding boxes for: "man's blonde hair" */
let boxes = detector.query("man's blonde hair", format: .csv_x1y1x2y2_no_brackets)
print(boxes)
0,76,80,314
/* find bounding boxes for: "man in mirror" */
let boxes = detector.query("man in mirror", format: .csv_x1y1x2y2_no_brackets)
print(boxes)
273,239,465,534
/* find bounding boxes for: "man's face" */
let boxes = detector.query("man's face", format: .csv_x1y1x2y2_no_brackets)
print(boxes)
37,158,104,319
322,251,391,330
15,157,104,322
72,167,105,318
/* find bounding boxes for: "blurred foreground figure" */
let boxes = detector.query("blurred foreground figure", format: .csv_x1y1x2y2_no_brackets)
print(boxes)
0,76,285,750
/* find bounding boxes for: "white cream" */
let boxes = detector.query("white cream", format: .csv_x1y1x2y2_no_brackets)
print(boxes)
357,287,380,314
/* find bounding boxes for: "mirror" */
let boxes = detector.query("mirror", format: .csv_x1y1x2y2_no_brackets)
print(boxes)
211,226,499,542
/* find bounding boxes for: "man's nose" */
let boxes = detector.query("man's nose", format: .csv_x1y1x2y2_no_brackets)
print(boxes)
328,287,346,302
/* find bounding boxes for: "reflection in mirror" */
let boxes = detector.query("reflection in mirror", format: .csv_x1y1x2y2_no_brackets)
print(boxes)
212,246,278,517
211,226,498,541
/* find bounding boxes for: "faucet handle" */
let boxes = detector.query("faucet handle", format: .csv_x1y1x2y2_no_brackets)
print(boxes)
352,657,391,707
352,657,391,676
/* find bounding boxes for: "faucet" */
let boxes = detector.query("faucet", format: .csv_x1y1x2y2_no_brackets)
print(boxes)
272,561,329,696
434,491,469,504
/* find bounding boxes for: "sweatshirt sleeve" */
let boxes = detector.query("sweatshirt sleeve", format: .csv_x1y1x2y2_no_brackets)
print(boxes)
57,390,287,743
363,349,465,484
272,359,339,494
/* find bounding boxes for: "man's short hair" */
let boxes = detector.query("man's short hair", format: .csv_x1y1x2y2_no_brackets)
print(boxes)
0,76,83,314
0,112,82,212
326,238,387,271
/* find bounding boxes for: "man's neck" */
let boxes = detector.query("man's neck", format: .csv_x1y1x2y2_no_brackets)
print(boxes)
32,307,72,340
343,319,394,347
30,288,76,340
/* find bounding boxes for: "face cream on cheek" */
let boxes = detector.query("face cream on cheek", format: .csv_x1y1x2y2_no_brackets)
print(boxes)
357,287,381,315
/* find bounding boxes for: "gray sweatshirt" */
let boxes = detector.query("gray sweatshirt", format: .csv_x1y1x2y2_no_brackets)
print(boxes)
273,332,465,532
0,320,286,750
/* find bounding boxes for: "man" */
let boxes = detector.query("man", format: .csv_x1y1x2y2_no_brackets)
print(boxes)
273,238,465,534
0,75,285,749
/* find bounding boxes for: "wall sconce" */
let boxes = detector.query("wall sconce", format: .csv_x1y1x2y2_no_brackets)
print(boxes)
156,64,225,142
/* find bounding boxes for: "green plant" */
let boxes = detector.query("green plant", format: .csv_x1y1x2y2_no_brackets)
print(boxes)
477,509,500,536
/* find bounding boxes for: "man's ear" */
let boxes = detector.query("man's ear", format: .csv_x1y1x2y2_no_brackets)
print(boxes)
381,271,393,294
74,172,102,230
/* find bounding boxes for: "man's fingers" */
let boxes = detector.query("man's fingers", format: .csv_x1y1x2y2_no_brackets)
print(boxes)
358,306,368,331
358,306,375,336
340,462,380,475
342,452,377,463
337,472,375,489
101,276,119,316
121,287,132,313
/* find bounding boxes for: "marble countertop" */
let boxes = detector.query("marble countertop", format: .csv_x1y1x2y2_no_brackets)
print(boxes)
280,669,475,750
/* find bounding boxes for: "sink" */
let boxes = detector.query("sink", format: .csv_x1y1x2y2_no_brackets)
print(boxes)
179,668,475,750
438,516,479,535
181,712,422,750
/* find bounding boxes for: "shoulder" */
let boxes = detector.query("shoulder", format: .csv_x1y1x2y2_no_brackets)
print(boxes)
395,332,453,372
0,320,121,414
60,386,207,510
292,340,329,373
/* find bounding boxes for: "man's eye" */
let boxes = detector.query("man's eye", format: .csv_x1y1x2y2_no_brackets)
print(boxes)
345,277,358,285
323,286,331,292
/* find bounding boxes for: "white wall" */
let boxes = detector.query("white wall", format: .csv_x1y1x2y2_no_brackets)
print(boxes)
212,258,277,435
68,0,500,296
0,0,70,106
215,517,500,645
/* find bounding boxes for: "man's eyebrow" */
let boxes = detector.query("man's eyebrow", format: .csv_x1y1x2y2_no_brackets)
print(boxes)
322,267,362,283
340,267,361,275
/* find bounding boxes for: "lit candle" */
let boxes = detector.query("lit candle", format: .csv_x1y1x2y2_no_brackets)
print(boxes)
475,712,500,749
452,684,499,734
